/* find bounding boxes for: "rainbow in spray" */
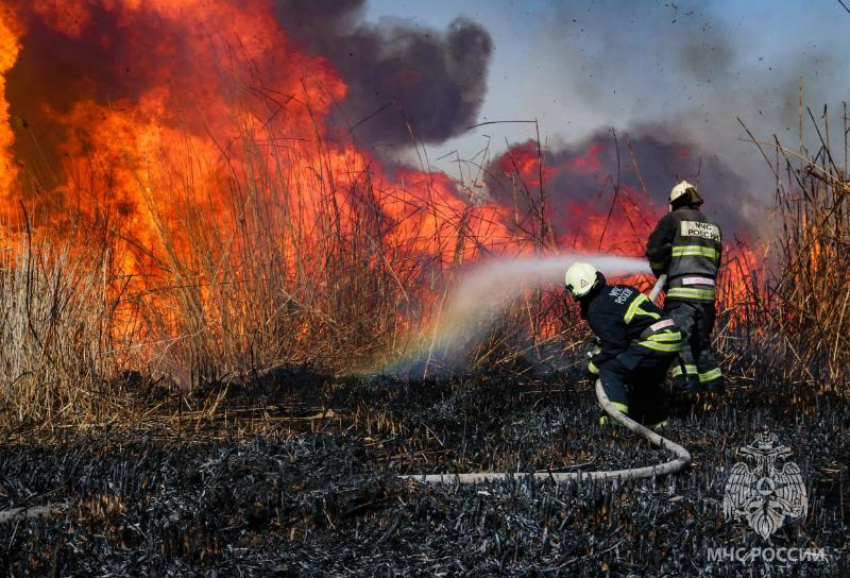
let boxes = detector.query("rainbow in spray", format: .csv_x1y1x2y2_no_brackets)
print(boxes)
373,254,652,377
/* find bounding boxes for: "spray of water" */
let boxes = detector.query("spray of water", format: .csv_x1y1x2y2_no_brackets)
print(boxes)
376,253,651,376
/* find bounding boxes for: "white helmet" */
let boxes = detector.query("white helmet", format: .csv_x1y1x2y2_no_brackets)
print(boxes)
669,180,703,206
564,262,599,298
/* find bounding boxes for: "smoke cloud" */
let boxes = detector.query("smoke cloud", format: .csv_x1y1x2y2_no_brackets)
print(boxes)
516,0,847,211
275,0,493,152
485,131,756,242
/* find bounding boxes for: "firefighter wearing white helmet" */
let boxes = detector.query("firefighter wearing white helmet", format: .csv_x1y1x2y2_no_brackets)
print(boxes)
564,262,599,298
564,262,681,428
668,180,703,207
646,180,724,394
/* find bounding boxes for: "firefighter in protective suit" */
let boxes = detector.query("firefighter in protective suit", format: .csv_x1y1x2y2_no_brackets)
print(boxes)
645,181,724,393
564,262,682,427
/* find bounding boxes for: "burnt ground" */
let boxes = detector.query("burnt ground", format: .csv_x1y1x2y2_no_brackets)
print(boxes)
0,373,848,577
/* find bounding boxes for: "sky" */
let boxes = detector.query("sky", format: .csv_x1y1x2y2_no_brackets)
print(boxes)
362,0,850,199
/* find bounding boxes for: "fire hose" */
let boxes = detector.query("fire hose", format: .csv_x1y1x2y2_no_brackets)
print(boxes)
647,273,667,302
400,273,693,485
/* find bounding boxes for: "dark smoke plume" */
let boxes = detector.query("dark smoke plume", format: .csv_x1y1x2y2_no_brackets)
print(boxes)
485,131,756,244
276,0,493,151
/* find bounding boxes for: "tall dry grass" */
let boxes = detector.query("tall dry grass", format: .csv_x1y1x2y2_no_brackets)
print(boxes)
0,224,134,427
738,103,850,385
4,85,849,431
121,105,525,389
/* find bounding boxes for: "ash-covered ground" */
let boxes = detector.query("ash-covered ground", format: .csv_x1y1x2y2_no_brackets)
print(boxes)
0,374,848,577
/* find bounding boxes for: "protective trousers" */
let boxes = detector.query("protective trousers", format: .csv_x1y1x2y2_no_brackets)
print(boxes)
664,300,723,391
598,346,675,426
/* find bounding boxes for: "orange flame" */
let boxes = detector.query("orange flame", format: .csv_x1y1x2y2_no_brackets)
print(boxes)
0,4,20,193
0,1,759,373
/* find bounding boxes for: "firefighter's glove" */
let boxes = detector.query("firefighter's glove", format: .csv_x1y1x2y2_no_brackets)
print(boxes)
583,337,602,359
582,357,601,379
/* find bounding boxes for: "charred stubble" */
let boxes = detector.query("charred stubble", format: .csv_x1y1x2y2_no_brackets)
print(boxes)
0,374,848,577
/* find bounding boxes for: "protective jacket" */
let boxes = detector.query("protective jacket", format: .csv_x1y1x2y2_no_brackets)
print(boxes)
581,283,682,375
645,206,722,302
